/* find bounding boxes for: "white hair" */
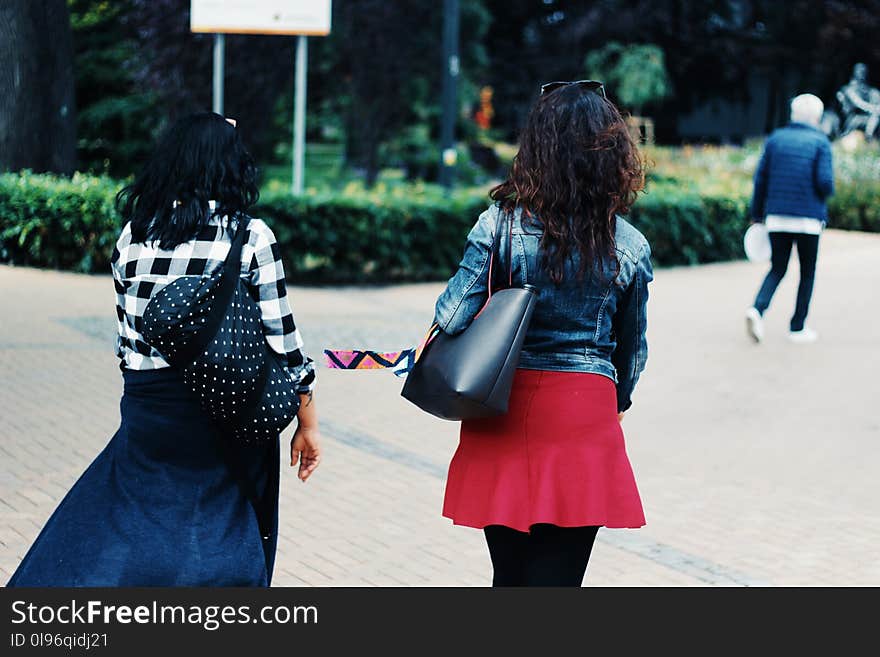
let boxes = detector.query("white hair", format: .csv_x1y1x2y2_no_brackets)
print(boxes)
790,94,824,126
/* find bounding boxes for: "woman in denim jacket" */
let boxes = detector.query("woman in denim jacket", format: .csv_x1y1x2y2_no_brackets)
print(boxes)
436,81,652,586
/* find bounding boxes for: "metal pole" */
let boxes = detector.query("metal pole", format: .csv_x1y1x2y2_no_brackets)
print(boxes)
439,0,460,191
292,35,308,195
212,33,225,115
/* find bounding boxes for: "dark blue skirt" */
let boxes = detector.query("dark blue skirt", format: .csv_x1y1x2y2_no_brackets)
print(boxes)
7,369,279,587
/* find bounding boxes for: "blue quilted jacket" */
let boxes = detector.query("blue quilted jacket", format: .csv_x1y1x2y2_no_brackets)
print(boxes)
751,122,835,222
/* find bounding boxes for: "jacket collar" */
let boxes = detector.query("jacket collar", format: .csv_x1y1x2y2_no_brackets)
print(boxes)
788,121,821,132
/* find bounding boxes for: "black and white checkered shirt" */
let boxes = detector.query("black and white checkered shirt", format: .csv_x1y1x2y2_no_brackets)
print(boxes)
110,216,315,394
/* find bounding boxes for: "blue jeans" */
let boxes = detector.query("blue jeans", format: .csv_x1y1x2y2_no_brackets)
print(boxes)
754,232,819,332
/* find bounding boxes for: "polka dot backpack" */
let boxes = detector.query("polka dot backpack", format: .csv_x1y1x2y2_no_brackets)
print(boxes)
142,216,300,443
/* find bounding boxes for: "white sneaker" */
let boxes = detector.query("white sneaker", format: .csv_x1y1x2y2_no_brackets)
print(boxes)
788,327,819,343
745,307,764,343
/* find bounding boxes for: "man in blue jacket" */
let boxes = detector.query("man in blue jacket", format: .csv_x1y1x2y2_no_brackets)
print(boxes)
746,93,835,344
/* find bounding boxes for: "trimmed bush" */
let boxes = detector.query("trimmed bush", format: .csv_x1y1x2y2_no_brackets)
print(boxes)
1,170,877,282
253,191,486,282
630,183,749,266
0,172,121,272
828,183,880,232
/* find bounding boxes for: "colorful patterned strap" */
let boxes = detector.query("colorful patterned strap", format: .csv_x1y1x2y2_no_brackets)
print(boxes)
323,324,441,377
323,349,415,377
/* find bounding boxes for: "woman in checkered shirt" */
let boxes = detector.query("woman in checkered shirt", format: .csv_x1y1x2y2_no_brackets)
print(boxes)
8,113,320,587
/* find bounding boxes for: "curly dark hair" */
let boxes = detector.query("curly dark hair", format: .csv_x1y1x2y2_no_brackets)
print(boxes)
491,85,645,284
117,112,259,249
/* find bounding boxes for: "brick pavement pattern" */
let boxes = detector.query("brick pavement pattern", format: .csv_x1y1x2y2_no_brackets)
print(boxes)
2,229,879,586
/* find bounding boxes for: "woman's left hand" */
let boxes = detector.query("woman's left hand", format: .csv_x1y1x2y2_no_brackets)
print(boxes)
291,425,321,482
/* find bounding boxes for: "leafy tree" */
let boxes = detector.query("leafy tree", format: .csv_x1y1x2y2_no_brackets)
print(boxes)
585,42,672,115
18,0,878,180
482,0,880,141
69,0,159,176
119,0,491,186
310,0,490,186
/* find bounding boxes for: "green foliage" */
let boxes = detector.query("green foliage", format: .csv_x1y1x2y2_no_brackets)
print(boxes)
642,142,880,240
627,183,746,266
264,143,348,191
585,42,672,113
254,191,487,283
3,150,879,281
68,0,159,176
0,171,121,272
828,184,880,232
304,0,493,187
54,0,880,180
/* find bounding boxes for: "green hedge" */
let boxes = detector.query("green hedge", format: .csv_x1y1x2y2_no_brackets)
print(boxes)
0,172,121,273
253,192,486,282
2,171,878,281
630,184,749,266
828,184,880,232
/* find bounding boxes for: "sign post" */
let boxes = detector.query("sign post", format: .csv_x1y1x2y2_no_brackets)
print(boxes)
191,1,332,195
292,35,308,195
212,33,225,115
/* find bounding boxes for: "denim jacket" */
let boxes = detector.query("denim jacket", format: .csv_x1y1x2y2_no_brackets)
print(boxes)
434,203,653,412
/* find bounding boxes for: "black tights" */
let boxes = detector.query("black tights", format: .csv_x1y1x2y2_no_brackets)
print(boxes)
484,524,600,587
754,232,820,331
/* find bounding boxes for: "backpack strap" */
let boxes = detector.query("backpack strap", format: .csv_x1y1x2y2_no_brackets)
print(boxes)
171,215,251,366
193,216,251,357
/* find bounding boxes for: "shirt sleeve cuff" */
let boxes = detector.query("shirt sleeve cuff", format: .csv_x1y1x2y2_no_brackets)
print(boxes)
285,358,316,395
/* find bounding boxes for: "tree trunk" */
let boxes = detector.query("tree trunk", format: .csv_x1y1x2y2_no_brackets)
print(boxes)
345,103,383,188
363,133,380,188
0,0,76,174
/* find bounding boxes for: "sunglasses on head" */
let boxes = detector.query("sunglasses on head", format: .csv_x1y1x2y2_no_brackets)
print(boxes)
540,79,606,99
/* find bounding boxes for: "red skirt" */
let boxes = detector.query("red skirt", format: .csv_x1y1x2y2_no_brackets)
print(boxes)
442,369,645,532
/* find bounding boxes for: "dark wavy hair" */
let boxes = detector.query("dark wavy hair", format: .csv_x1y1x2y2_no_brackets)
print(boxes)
491,85,645,284
117,112,259,249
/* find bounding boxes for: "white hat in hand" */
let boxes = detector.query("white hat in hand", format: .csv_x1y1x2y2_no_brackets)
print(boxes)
744,223,771,263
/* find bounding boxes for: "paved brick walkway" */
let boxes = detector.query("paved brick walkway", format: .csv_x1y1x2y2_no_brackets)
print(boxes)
2,228,879,586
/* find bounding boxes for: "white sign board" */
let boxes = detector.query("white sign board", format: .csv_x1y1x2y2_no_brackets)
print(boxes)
191,0,331,36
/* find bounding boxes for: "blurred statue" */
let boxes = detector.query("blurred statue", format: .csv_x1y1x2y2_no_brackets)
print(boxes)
836,63,880,141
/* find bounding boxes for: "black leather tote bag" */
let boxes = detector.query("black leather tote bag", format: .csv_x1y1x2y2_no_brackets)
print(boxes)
401,211,538,421
142,216,300,443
